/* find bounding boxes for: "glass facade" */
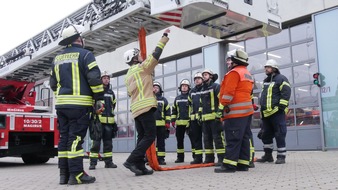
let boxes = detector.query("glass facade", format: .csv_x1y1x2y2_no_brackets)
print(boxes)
238,22,320,129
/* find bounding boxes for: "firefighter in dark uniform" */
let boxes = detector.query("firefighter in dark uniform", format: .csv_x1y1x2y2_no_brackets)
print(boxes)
188,72,204,164
199,69,225,166
171,79,191,163
50,25,104,185
257,59,291,164
153,81,171,165
89,71,118,170
215,49,254,173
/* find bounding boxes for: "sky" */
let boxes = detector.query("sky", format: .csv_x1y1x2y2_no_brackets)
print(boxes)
0,0,91,55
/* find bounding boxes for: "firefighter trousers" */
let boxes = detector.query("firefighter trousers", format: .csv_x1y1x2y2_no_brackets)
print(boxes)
175,125,192,160
90,124,114,164
261,111,287,159
202,120,225,162
57,107,91,174
190,120,203,160
126,109,156,165
223,115,252,169
156,125,166,161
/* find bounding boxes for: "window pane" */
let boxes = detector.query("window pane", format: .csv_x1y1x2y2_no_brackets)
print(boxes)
295,107,320,126
267,47,291,66
128,111,134,123
248,53,266,72
164,89,177,105
245,37,266,53
286,108,295,127
292,42,316,62
163,60,176,74
279,67,293,84
294,85,319,105
177,56,191,70
251,92,261,129
128,125,135,137
118,125,129,138
267,29,290,48
291,22,313,42
118,87,127,99
117,112,128,125
229,42,244,51
155,64,163,77
191,53,203,67
163,75,177,90
110,77,117,87
118,99,127,112
178,71,191,84
252,73,266,91
293,62,318,84
118,75,125,87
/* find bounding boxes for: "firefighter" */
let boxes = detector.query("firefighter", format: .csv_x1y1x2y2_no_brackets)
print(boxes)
215,49,254,173
256,59,291,164
153,81,171,165
89,71,118,170
188,72,204,164
226,50,257,168
50,25,104,185
199,69,225,166
171,79,191,163
123,28,170,176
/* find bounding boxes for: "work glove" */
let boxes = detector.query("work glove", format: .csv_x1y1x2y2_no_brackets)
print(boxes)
95,101,105,115
171,122,176,129
197,112,202,126
215,111,223,121
224,105,230,114
253,104,259,111
278,104,286,113
112,123,118,138
165,123,171,129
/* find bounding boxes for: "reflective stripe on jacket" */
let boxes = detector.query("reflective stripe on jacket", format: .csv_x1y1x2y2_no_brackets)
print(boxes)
125,36,169,118
260,73,291,118
199,82,223,121
171,93,190,125
220,66,254,119
154,94,171,126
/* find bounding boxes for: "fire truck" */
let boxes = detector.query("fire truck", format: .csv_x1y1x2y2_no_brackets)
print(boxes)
0,78,58,164
0,0,281,157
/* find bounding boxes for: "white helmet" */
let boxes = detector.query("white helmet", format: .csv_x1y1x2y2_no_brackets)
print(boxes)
231,49,249,65
153,81,163,93
265,59,279,69
101,71,110,78
193,72,203,80
202,69,214,76
58,25,85,46
123,48,140,64
227,49,236,60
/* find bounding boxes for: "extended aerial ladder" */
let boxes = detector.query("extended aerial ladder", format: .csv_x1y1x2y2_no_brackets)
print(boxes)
0,0,281,82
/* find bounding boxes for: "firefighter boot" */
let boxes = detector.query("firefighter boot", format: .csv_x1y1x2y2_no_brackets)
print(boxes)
275,157,286,164
59,168,69,185
89,159,97,170
249,152,255,168
68,172,96,185
236,163,249,171
190,155,203,164
123,161,143,176
214,164,236,173
256,153,274,163
175,153,184,163
136,161,154,176
204,155,215,164
104,160,117,168
215,154,225,167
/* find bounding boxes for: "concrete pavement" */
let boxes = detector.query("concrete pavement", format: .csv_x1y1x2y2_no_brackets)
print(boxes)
1,151,338,190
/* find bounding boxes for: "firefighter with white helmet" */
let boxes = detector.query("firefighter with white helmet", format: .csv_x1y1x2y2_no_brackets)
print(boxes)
171,79,192,163
199,68,225,166
89,71,118,170
153,81,171,165
123,28,170,176
216,48,254,173
51,24,104,184
256,59,291,164
188,72,204,164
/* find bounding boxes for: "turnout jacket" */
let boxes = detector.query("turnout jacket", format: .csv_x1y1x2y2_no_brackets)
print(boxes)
98,84,116,124
171,93,190,126
154,93,171,126
199,81,224,121
125,36,169,118
188,85,202,121
50,44,104,108
260,73,291,118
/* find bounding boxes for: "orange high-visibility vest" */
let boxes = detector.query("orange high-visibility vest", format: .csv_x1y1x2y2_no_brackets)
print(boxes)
220,66,254,119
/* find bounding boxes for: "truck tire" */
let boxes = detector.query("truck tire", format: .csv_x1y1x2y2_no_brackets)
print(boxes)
22,154,50,164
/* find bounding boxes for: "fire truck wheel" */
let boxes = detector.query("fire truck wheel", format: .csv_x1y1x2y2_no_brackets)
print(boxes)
22,154,50,164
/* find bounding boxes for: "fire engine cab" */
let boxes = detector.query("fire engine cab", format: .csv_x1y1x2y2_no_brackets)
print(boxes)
0,78,58,164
